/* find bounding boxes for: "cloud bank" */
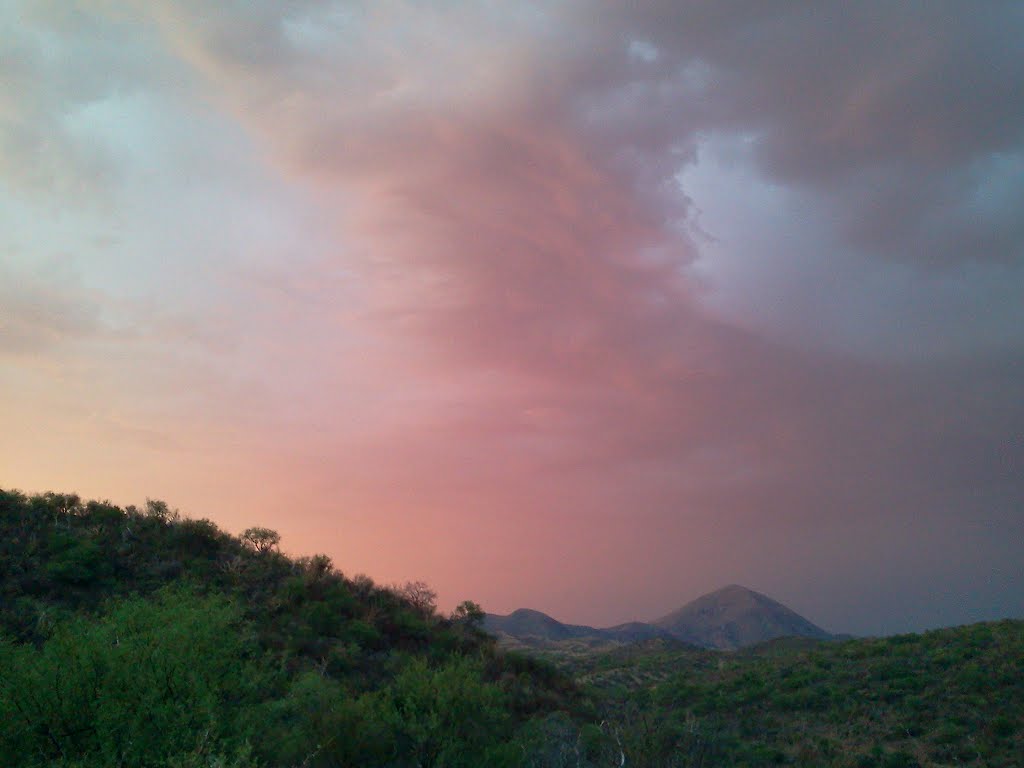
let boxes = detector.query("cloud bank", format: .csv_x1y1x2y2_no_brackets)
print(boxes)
2,1,1022,633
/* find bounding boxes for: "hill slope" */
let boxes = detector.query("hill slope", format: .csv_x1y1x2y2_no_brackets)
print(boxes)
0,488,578,767
570,619,1024,767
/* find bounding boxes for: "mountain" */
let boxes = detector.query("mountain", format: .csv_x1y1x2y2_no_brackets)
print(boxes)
487,585,833,650
484,610,677,645
653,584,833,650
484,608,599,642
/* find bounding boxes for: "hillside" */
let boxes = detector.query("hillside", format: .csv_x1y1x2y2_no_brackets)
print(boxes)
0,488,579,767
567,621,1024,768
485,606,1024,767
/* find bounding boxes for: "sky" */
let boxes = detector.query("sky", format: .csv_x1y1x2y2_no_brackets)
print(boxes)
2,1,1023,636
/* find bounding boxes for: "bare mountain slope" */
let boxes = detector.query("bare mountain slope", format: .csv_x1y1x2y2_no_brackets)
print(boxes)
653,584,832,650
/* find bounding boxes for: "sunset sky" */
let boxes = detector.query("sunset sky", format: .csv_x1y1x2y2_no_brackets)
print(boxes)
2,1,1023,636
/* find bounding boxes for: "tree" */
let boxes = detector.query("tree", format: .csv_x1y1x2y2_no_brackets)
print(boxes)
451,600,485,630
241,527,281,554
44,492,82,517
396,581,437,617
295,554,334,583
145,498,178,522
364,656,515,767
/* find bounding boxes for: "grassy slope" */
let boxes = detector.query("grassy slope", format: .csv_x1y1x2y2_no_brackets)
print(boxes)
551,622,1024,767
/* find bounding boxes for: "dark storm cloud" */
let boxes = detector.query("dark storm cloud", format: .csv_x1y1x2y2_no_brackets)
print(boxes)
602,1,1024,267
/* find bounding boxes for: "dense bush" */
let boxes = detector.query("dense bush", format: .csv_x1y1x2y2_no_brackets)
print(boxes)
0,589,263,766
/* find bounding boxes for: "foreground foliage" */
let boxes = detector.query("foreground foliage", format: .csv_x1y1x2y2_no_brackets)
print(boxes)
1,488,1021,767
0,489,577,767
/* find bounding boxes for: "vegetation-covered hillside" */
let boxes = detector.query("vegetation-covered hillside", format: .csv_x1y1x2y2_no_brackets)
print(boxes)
0,489,579,767
540,621,1024,767
1,488,1021,768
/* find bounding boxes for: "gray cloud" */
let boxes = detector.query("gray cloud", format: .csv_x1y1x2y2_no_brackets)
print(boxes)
556,2,1024,361
617,1,1024,271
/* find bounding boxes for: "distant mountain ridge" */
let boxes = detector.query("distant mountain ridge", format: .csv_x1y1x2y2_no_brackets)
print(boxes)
485,584,833,650
484,609,676,645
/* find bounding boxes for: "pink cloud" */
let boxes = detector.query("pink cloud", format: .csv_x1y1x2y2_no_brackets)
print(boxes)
3,1,1022,635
